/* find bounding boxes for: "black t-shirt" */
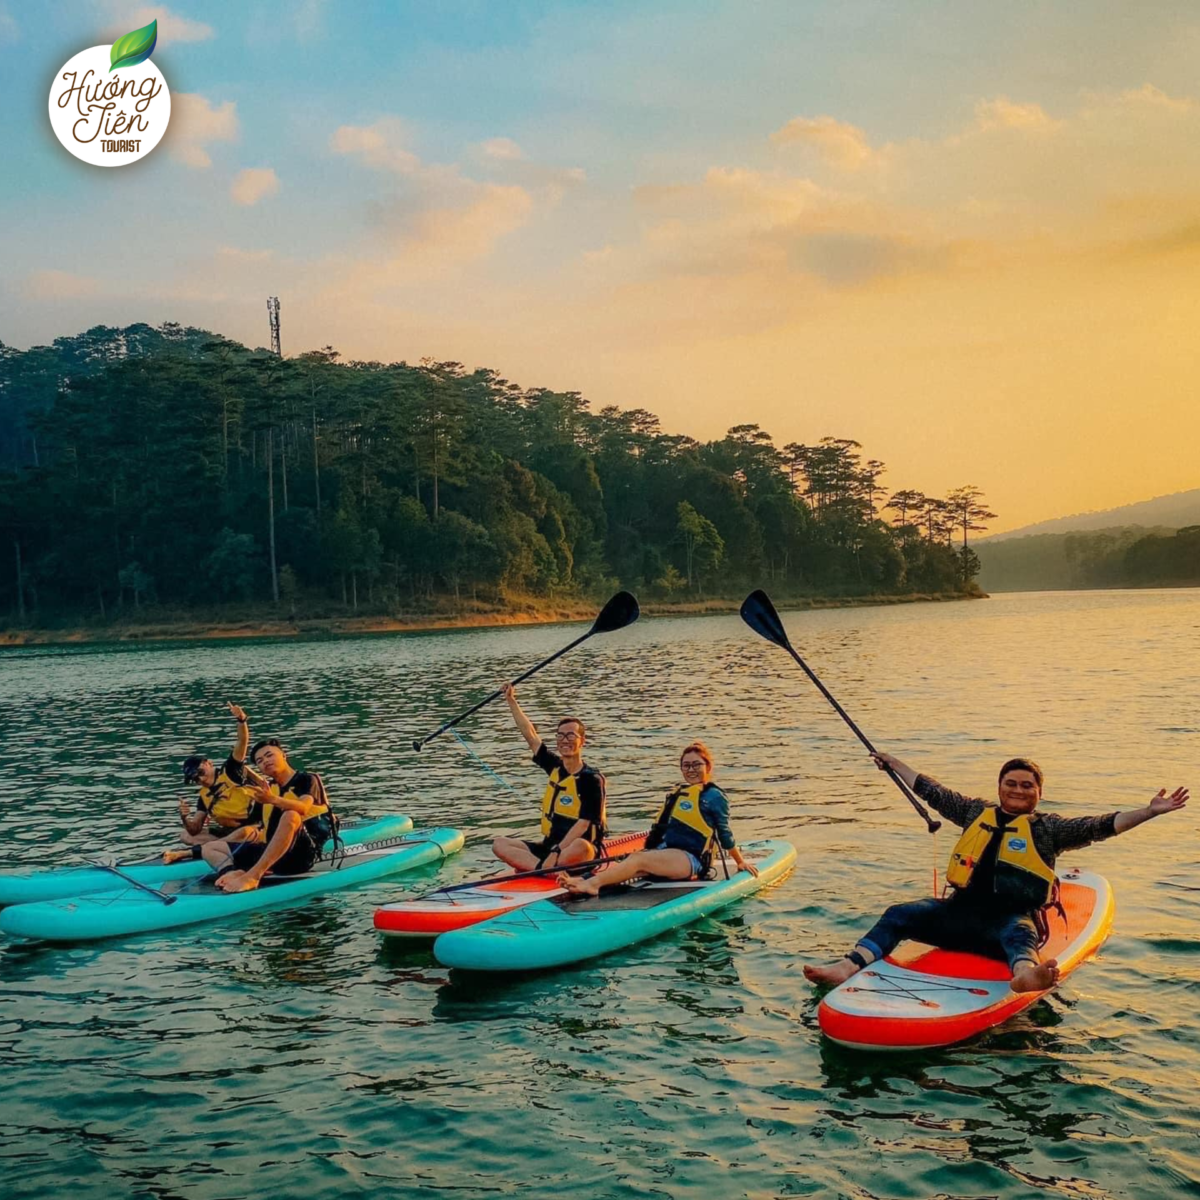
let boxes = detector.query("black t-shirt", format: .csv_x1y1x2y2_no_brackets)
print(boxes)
533,743,605,831
261,770,330,837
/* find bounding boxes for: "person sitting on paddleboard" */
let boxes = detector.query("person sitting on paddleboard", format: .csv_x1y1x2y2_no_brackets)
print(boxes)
804,752,1188,994
491,682,606,873
206,738,336,893
163,702,262,863
561,741,758,896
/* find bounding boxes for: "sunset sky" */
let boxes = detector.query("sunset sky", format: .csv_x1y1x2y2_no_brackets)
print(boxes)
2,1,1199,532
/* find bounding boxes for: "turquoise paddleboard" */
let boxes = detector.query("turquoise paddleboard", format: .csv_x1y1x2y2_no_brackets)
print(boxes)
0,813,414,906
433,838,796,972
0,827,463,942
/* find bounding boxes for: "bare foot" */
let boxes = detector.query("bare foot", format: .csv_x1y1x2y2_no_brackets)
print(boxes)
803,957,862,986
1011,957,1060,993
215,870,260,894
162,848,193,864
561,874,601,897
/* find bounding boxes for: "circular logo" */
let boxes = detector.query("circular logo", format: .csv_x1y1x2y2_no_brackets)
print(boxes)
48,43,171,167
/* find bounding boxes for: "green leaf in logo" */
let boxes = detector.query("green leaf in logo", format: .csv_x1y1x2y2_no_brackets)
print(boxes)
110,18,157,72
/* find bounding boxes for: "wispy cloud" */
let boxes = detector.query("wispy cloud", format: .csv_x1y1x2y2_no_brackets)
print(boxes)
103,4,215,43
231,167,280,206
478,137,525,162
770,115,880,171
23,270,99,300
973,96,1061,132
330,119,425,178
330,118,540,274
0,6,18,44
168,93,237,168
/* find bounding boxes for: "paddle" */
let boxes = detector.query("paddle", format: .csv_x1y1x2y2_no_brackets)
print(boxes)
411,591,641,752
739,589,941,833
418,851,633,896
88,861,178,905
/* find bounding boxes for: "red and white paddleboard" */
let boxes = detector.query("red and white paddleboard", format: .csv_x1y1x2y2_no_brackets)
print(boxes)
373,829,649,937
817,868,1115,1050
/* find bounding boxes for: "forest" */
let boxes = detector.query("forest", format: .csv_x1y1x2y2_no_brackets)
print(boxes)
0,322,995,626
977,526,1200,592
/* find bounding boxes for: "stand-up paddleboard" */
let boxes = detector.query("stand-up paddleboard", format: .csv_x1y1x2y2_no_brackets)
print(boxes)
818,868,1115,1051
0,814,415,907
0,827,463,942
374,829,649,938
433,838,795,972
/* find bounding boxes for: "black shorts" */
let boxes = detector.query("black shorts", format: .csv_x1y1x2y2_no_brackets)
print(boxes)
522,837,600,864
230,827,318,877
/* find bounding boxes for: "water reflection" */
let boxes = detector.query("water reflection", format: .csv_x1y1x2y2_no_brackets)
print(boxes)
2,592,1200,1199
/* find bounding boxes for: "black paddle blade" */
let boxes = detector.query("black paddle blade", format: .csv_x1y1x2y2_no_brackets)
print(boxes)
591,590,640,634
740,589,791,650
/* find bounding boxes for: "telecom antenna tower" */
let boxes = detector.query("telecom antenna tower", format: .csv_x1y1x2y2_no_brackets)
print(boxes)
267,296,281,357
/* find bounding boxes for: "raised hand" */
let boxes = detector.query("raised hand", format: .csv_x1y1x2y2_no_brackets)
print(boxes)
1150,786,1189,816
226,701,247,722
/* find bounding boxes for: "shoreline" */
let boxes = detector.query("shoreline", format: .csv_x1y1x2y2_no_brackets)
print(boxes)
0,591,983,648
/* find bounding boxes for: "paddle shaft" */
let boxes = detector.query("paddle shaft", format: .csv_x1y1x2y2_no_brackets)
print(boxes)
422,849,631,896
412,629,595,752
777,641,941,833
89,861,178,905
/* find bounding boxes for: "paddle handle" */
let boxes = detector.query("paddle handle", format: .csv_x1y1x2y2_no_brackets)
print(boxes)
782,644,941,834
412,629,594,752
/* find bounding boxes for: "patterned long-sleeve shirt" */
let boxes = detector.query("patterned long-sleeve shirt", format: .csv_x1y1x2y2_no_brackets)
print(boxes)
913,774,1119,869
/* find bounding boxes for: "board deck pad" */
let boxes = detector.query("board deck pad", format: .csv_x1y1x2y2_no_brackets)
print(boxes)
817,868,1115,1051
546,882,711,913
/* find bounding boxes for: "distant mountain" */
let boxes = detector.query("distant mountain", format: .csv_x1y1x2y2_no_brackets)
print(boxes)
983,488,1200,542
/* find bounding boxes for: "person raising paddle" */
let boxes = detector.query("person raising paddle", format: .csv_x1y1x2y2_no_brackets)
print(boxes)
804,752,1188,993
491,683,606,873
561,740,757,897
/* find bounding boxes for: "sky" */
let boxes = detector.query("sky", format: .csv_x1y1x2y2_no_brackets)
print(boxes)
2,0,1199,533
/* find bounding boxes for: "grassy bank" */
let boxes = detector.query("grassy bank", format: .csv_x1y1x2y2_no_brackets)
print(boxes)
0,590,984,647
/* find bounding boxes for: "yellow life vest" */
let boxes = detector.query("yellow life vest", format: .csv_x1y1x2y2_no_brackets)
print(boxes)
259,772,331,837
654,783,716,858
196,768,258,827
945,807,1056,910
539,766,601,844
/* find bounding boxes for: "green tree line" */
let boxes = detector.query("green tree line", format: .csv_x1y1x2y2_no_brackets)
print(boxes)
977,526,1200,592
0,322,994,624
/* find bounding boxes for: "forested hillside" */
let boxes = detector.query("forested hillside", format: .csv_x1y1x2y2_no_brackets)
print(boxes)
0,323,992,625
977,526,1200,592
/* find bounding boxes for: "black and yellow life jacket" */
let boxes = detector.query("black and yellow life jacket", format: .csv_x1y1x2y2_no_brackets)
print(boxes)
539,765,603,848
259,772,333,844
196,768,258,827
946,807,1057,911
653,783,717,867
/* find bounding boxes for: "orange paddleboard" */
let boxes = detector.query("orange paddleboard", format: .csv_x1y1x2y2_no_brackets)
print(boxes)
818,868,1115,1050
374,829,648,937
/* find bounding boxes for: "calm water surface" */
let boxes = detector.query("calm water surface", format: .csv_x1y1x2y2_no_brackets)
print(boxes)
1,590,1198,1199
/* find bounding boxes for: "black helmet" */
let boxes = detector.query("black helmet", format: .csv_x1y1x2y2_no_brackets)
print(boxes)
182,755,207,784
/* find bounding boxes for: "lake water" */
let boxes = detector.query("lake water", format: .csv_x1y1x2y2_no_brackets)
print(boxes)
0,589,1197,1199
